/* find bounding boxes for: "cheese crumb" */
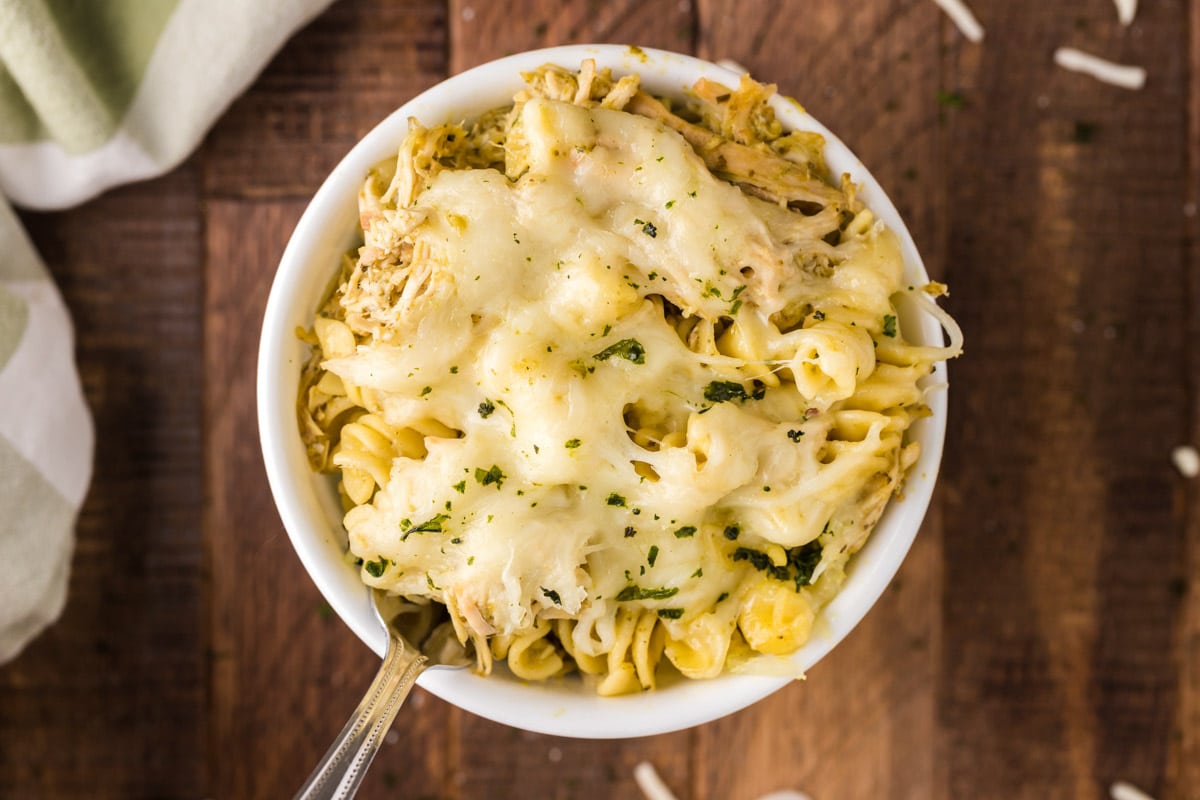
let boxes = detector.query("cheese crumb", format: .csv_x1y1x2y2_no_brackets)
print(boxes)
635,761,813,800
1111,781,1157,800
1113,0,1138,26
634,762,679,800
1054,48,1146,90
1172,445,1200,478
931,0,985,43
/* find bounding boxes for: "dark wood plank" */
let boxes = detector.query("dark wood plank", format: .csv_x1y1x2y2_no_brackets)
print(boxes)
1167,2,1200,796
694,2,947,797
0,168,207,798
939,2,1191,797
200,3,456,796
201,0,449,200
203,198,454,800
448,0,696,74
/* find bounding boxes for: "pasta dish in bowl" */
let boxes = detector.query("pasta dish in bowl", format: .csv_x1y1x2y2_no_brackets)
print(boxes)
259,44,960,737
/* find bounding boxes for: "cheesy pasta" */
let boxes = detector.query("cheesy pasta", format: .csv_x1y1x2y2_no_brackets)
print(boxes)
298,61,961,694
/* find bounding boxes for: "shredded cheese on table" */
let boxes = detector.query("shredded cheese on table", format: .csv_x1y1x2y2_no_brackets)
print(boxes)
1054,47,1146,90
1172,445,1200,478
635,761,812,800
1113,0,1138,26
1111,781,1157,800
931,0,984,43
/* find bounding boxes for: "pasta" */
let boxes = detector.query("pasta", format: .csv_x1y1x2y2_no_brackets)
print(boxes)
298,61,962,694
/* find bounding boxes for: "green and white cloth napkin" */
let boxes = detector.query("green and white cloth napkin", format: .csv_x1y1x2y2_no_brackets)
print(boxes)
0,0,333,662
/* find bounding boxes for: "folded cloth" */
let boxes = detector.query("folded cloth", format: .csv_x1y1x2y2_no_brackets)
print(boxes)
0,0,334,663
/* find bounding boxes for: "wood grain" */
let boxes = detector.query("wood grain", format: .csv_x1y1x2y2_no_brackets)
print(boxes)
448,0,696,74
0,0,1197,797
939,2,1191,798
1,167,207,798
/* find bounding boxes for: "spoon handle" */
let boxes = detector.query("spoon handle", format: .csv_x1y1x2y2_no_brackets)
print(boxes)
294,634,429,800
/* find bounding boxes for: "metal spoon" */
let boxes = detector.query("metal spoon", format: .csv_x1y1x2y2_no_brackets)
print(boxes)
294,590,470,800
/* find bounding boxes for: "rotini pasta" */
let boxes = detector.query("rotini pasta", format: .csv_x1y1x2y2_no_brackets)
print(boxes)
297,61,961,694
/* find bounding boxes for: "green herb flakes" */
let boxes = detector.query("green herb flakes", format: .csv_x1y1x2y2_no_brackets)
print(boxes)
541,587,561,605
704,381,746,403
402,513,449,540
475,465,506,489
594,338,646,365
657,608,684,620
607,492,627,507
616,585,679,601
364,557,389,578
647,545,659,567
674,525,696,538
882,314,897,338
478,399,496,418
565,438,582,449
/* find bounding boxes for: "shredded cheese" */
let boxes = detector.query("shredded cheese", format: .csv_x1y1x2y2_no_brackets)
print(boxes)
1172,445,1200,478
1113,0,1138,26
931,0,984,43
634,762,679,800
634,761,813,800
1054,48,1146,89
1111,782,1157,800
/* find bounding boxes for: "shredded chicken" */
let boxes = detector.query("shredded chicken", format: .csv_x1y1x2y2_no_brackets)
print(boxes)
626,91,844,211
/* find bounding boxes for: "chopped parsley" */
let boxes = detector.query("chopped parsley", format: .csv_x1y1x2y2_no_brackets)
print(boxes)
732,540,824,591
449,365,459,374
673,525,697,538
420,385,432,396
474,464,506,489
478,399,496,418
716,591,729,603
813,310,826,321
625,526,637,538
882,314,897,338
657,608,684,620
541,587,561,605
704,380,750,403
569,358,596,377
634,219,657,238
565,438,582,449
937,89,965,108
363,557,389,578
723,525,741,540
453,480,466,494
691,567,703,578
401,513,449,540
647,545,660,567
616,585,679,601
606,492,627,507
787,429,805,442
665,200,675,209
593,338,646,365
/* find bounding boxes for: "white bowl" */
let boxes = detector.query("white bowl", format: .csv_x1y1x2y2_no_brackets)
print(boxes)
257,44,949,739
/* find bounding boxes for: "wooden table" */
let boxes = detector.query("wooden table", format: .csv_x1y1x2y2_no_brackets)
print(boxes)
2,1,1197,797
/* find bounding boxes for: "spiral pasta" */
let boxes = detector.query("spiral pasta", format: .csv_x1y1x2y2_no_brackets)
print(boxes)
297,61,960,693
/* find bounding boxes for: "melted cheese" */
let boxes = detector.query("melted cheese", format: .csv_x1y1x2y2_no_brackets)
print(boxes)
300,77,962,688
